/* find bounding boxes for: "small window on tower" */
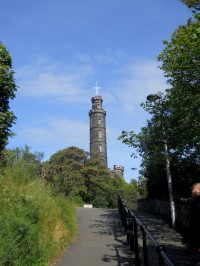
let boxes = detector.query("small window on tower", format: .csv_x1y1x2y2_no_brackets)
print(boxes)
99,130,102,138
98,118,101,125
99,144,102,152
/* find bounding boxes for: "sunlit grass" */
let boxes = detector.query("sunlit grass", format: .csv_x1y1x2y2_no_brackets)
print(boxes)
0,166,77,266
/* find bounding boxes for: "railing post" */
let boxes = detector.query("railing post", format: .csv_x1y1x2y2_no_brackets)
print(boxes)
156,245,165,266
122,205,126,227
133,216,141,266
118,195,124,223
127,210,133,243
140,224,149,266
118,194,120,215
129,231,134,251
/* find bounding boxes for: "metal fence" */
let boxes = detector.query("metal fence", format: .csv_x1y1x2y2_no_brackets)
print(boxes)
118,195,175,266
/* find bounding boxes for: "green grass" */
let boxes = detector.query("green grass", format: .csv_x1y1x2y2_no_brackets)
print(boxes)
0,168,77,266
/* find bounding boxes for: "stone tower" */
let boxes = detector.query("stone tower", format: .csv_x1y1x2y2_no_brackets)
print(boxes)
89,84,107,166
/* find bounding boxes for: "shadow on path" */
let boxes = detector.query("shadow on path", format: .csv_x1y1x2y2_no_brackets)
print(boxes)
55,208,200,266
134,210,200,266
55,208,134,266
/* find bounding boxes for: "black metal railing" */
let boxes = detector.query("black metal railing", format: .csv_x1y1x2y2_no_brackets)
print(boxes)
118,195,175,266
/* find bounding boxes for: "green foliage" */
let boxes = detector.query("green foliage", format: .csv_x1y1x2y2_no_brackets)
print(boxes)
132,177,148,200
83,153,137,208
179,0,200,12
119,12,200,200
92,196,108,208
118,181,137,209
82,154,113,206
158,15,200,163
158,15,200,88
42,146,87,197
3,145,43,179
0,42,17,154
0,147,77,266
158,14,200,197
43,147,137,209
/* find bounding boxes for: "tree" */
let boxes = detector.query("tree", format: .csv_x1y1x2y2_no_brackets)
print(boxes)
83,153,137,208
136,176,148,199
158,14,200,165
0,42,17,155
82,153,114,207
42,147,137,208
119,10,200,200
42,146,88,197
179,0,200,12
119,120,170,200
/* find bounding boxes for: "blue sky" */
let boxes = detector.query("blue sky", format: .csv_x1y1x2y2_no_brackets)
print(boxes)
2,0,190,183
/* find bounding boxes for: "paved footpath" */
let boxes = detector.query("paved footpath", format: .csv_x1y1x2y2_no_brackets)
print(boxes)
54,207,200,266
55,207,134,266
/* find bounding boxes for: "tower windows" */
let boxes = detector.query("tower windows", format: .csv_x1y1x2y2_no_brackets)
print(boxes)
99,144,102,152
99,130,102,138
98,118,101,125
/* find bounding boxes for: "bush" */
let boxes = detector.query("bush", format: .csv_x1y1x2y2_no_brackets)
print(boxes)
92,196,108,208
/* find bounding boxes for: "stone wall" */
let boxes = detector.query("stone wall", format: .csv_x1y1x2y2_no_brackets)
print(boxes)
137,199,191,233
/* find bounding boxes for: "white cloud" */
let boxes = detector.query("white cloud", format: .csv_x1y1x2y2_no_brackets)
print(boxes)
16,58,93,103
110,59,168,113
74,52,92,63
15,50,128,105
15,54,166,112
11,117,89,158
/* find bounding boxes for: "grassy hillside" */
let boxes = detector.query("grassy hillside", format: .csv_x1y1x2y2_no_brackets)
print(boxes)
0,165,77,266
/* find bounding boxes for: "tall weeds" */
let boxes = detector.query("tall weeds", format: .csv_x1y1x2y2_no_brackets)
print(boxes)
0,163,77,265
